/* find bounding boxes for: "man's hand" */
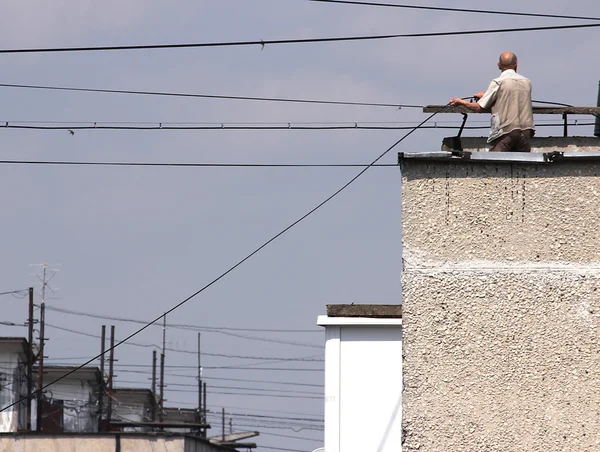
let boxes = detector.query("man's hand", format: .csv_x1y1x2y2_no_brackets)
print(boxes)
473,92,485,100
449,98,465,106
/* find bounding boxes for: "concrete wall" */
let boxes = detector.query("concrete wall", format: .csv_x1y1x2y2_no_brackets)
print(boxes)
400,157,600,451
0,435,224,452
443,136,600,153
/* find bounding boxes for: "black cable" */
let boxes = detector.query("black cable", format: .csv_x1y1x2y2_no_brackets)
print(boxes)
258,446,308,452
0,100,446,414
0,124,489,131
0,83,419,109
0,160,397,168
259,432,323,443
44,304,320,333
45,322,322,354
0,122,592,133
306,0,600,22
0,23,598,54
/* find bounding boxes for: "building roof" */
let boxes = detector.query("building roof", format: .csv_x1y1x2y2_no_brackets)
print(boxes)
0,337,29,355
398,150,600,164
41,365,102,384
326,304,402,318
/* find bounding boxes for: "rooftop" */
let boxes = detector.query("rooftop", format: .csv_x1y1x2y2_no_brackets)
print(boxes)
398,150,600,164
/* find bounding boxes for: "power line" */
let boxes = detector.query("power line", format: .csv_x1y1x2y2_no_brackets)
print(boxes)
260,431,323,443
45,323,322,357
0,83,419,109
0,101,446,414
0,23,599,54
44,304,320,334
0,160,397,168
0,122,592,133
115,380,322,396
306,0,600,22
0,289,29,298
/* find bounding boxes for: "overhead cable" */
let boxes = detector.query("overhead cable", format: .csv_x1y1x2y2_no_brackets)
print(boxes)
0,23,599,54
307,0,600,22
45,323,322,355
0,83,418,109
44,304,320,333
0,100,449,414
0,160,397,168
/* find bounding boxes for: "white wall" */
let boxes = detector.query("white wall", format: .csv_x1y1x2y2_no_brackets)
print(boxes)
42,377,98,432
0,348,27,432
318,317,402,452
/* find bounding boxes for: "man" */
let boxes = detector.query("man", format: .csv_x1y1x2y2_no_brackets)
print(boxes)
450,52,535,152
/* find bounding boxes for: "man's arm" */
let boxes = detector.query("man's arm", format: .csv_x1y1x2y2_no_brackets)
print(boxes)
449,97,484,113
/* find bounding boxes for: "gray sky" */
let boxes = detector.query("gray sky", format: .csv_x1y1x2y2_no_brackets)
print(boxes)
1,1,599,450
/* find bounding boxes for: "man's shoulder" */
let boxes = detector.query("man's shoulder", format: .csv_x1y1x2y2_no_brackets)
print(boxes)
494,70,530,83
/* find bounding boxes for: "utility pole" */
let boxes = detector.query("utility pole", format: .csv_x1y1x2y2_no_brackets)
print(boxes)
35,264,49,432
222,408,225,442
203,382,207,437
26,287,34,431
151,350,157,422
107,325,115,425
197,333,202,425
99,325,106,426
31,263,58,432
229,417,232,434
159,314,166,425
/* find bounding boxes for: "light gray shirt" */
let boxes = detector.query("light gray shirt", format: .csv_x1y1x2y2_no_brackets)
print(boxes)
477,69,535,142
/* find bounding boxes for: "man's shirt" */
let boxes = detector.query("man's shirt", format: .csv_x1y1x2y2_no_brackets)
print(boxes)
477,69,535,143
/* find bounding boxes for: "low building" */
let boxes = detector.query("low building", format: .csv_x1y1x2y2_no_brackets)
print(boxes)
38,365,103,433
0,338,29,432
318,304,402,452
110,388,155,432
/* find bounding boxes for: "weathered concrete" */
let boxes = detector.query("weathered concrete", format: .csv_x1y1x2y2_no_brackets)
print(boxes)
401,160,600,263
442,136,600,153
400,154,600,452
0,434,228,452
327,304,402,318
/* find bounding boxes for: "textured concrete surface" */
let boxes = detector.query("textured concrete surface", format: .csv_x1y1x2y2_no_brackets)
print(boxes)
442,136,600,153
401,161,600,263
401,157,600,451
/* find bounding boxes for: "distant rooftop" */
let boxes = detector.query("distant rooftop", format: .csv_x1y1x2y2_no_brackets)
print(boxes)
326,304,402,318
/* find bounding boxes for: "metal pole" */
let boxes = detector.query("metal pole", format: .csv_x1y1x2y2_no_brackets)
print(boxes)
151,350,157,422
107,325,115,424
203,382,207,437
159,314,166,425
99,325,106,425
26,287,34,431
222,408,225,442
35,300,45,432
197,333,202,422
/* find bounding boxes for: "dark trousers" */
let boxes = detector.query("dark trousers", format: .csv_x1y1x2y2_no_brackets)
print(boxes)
489,129,533,152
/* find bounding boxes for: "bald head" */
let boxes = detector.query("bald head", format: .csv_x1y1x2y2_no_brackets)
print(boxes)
498,52,518,71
